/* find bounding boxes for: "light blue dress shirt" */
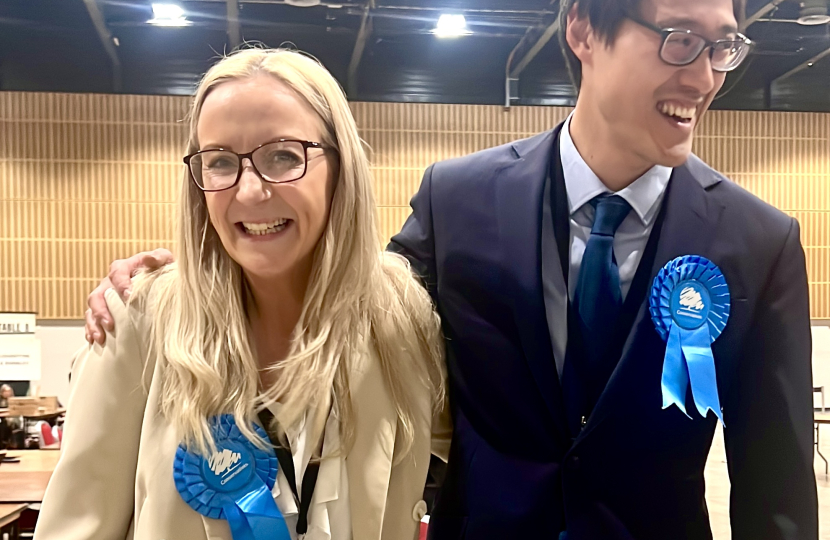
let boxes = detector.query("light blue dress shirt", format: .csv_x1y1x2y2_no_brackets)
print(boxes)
542,114,672,377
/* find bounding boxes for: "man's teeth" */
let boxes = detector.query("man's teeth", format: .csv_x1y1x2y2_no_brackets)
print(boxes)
241,219,289,235
659,103,696,121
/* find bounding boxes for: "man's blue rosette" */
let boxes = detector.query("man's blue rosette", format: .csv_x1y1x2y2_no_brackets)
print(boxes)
650,256,730,424
173,414,290,540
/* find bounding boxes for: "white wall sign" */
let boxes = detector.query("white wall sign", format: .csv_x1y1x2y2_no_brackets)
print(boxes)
0,312,41,381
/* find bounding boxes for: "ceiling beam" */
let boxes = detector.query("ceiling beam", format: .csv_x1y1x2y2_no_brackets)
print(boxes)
226,0,241,48
741,0,785,30
347,0,375,98
508,17,560,79
771,45,830,84
82,0,122,91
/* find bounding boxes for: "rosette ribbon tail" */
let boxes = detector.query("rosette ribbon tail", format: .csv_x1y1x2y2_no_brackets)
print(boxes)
225,485,291,540
661,324,691,418
680,324,724,424
661,323,724,425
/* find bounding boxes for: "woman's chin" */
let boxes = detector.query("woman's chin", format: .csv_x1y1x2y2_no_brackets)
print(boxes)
240,262,292,282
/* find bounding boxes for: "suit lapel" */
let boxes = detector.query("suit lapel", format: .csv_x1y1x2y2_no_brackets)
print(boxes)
646,155,725,274
581,157,726,435
495,126,569,439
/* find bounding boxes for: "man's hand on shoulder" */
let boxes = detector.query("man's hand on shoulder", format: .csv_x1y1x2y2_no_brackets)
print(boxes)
85,248,175,345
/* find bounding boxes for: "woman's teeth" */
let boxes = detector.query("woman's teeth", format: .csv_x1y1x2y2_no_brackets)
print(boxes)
241,219,289,236
659,103,696,122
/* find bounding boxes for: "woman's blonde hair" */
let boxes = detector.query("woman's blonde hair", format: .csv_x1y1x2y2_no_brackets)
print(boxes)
135,48,444,457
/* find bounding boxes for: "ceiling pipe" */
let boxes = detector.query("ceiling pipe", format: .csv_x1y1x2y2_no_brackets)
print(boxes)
742,0,786,30
347,0,374,98
82,0,122,91
508,18,560,80
771,45,830,84
226,0,241,48
504,0,560,109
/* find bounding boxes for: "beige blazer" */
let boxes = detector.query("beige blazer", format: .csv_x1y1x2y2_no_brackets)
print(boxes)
36,289,450,540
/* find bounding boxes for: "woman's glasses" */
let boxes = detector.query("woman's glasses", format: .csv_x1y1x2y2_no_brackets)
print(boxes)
184,139,332,192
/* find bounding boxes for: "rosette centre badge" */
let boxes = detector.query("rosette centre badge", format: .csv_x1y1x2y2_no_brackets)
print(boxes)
650,256,730,424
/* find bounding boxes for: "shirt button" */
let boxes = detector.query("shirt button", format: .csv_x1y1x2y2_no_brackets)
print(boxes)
569,456,580,470
412,499,428,521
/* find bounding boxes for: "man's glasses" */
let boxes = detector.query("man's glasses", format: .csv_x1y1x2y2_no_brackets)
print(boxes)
627,16,753,73
184,139,332,192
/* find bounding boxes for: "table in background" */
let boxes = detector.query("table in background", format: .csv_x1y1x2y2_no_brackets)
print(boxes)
17,410,64,423
0,450,60,504
816,412,830,475
0,503,27,540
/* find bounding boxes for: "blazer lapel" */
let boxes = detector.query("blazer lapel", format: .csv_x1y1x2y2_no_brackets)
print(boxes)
345,346,396,540
201,517,231,539
581,156,726,435
495,126,569,439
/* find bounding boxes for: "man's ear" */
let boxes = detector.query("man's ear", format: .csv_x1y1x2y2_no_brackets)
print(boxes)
565,4,594,67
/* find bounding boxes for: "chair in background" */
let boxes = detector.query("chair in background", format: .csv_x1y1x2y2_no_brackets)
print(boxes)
35,422,60,450
814,387,829,475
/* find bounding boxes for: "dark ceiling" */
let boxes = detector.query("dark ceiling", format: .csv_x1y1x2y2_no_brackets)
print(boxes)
1,0,829,111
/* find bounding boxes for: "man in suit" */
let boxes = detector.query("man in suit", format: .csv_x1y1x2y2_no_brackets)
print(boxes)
386,0,817,537
87,0,818,537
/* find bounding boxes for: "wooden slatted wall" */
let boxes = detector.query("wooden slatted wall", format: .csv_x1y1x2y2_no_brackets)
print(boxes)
1,92,828,319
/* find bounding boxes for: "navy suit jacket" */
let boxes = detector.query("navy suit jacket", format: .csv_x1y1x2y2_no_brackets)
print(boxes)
389,124,818,540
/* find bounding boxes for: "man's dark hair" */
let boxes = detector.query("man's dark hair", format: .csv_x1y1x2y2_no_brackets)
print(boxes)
558,0,747,92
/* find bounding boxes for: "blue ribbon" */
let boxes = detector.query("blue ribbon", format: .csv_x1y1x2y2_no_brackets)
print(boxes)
650,256,730,424
173,415,291,540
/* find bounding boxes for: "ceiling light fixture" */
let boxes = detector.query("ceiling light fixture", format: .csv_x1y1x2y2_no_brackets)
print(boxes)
797,0,830,25
148,3,191,27
433,14,471,38
284,0,322,6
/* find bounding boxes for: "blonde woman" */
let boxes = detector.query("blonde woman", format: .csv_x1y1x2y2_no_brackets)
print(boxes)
36,48,447,540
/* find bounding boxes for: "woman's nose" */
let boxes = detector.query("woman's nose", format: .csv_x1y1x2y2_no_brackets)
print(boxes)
235,158,271,204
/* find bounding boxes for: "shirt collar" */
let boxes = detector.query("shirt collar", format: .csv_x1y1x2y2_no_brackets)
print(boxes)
559,114,672,226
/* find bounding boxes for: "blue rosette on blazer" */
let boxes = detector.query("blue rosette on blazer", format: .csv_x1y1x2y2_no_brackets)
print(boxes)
650,255,730,424
173,414,290,540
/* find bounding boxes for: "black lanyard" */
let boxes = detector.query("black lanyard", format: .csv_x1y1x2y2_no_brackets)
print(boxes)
257,407,321,535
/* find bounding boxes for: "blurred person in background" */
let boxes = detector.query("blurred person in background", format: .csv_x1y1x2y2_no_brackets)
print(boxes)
0,384,23,449
0,384,14,408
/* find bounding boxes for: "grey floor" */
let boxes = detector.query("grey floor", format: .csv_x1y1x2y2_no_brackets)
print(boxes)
704,422,830,539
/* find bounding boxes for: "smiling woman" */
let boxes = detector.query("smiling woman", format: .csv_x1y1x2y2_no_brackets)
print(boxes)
33,48,448,540
195,75,338,293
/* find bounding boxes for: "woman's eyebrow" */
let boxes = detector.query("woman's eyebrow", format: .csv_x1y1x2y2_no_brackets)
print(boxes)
199,135,307,151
